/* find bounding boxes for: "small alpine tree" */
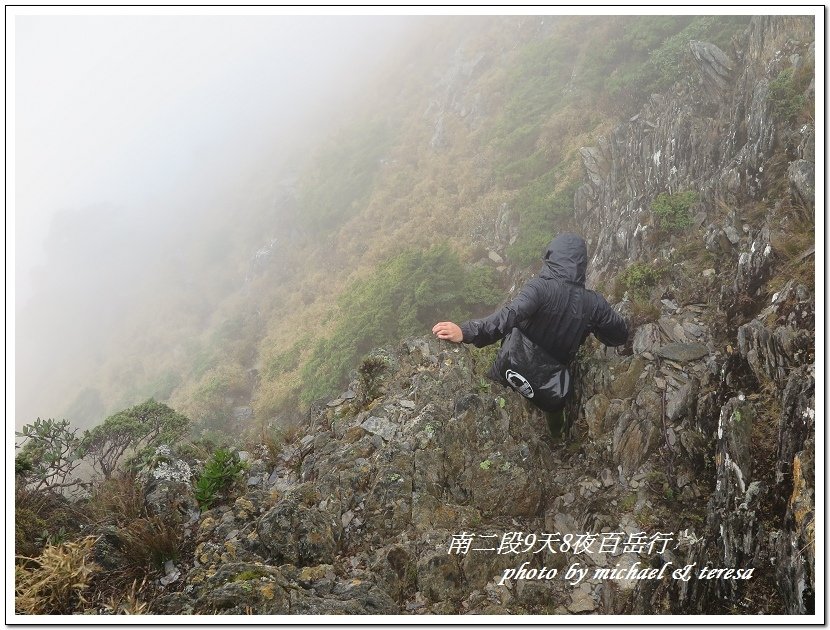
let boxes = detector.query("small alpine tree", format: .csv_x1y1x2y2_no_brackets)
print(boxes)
15,418,82,492
77,399,190,479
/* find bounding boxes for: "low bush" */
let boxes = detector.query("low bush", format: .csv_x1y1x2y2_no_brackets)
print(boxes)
83,474,145,527
357,354,392,406
193,447,246,511
118,516,184,570
651,191,697,232
615,262,662,302
769,64,814,124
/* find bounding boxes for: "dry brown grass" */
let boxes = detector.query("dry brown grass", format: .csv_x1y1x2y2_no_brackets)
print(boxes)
101,579,151,615
84,474,146,526
769,203,815,293
16,536,99,614
119,515,184,571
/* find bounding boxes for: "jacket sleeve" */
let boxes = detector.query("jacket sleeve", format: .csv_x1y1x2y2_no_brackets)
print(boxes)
459,281,542,347
590,293,629,347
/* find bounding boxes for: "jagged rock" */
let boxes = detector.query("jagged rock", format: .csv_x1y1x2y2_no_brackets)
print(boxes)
666,378,699,422
609,357,646,398
689,40,734,95
656,342,709,363
737,319,811,385
797,123,815,161
724,224,742,245
584,393,610,438
700,396,766,603
441,395,547,519
257,484,339,566
776,365,815,485
91,526,129,571
774,438,815,614
360,415,398,442
191,562,292,614
141,446,199,528
733,226,774,297
704,224,733,254
632,323,662,355
417,547,465,603
612,409,657,476
567,582,597,613
771,364,815,610
787,159,815,207
579,143,611,188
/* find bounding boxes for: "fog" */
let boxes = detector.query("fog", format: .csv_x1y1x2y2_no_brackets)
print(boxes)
12,13,419,428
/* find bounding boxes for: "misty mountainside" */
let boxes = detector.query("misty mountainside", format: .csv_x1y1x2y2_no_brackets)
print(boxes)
20,15,760,431
15,15,815,616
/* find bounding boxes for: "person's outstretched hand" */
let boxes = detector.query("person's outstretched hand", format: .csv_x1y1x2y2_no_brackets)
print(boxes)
432,321,463,343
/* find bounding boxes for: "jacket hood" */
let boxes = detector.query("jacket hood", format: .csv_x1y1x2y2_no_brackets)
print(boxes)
540,233,587,285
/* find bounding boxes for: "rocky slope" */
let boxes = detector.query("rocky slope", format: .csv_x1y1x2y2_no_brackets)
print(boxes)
113,15,813,616
572,15,815,614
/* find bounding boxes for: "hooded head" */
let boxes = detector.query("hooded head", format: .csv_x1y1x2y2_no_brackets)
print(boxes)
540,233,587,285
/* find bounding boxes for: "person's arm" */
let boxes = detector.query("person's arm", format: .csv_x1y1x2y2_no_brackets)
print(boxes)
434,281,543,347
590,293,629,347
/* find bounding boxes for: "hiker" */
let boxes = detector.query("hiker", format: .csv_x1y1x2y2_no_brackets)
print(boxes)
432,232,628,435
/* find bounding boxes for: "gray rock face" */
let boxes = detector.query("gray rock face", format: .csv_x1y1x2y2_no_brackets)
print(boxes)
733,227,774,298
689,40,734,95
788,159,815,207
737,319,811,386
656,343,709,363
568,15,814,616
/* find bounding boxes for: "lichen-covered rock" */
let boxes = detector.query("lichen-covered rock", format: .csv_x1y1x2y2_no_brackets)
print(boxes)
140,446,199,529
257,484,340,567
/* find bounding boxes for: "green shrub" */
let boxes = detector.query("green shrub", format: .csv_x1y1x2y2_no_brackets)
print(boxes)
15,502,47,561
769,65,813,123
651,191,697,232
616,262,662,301
193,447,246,511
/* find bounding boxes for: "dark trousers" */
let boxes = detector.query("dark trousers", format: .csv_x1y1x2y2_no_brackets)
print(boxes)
545,407,566,438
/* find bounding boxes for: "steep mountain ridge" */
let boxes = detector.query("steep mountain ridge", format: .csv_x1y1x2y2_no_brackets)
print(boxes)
16,15,815,617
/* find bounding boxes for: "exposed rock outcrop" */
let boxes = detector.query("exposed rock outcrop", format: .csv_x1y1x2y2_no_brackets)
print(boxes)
572,14,814,616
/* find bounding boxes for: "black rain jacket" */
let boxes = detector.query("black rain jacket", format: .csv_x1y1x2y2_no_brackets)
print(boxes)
460,233,628,364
